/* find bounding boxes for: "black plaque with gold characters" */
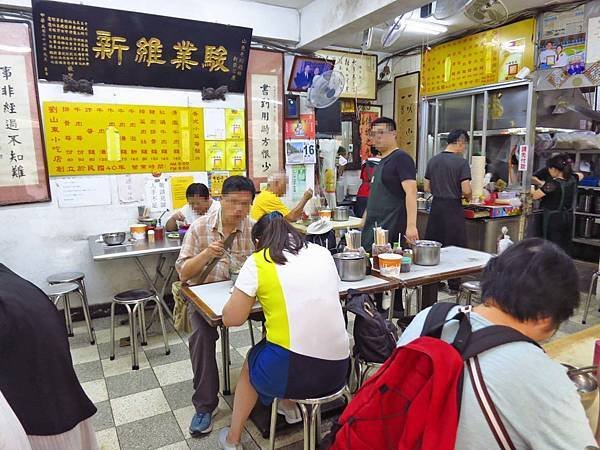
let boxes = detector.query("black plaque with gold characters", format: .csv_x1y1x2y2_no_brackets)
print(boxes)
32,1,252,93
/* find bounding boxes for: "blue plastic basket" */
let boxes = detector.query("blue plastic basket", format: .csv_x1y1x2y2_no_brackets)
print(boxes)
579,177,600,187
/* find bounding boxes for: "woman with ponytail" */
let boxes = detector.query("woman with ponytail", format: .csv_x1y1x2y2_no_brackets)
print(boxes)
531,154,584,252
218,212,350,449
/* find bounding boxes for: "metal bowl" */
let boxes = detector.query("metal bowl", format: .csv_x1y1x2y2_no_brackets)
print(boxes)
102,232,126,246
562,363,598,410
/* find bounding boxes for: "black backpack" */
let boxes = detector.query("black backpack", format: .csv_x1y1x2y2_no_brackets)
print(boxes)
344,289,398,363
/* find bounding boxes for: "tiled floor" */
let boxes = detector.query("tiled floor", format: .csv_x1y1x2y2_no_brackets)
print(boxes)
68,287,600,450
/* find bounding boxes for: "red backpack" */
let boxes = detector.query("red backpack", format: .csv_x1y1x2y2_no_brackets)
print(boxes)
328,302,539,450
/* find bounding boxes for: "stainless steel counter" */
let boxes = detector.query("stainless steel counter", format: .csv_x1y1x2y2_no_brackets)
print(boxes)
88,235,181,261
417,211,521,254
88,234,182,320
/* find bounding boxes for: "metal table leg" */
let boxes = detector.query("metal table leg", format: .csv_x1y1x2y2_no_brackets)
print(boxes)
220,326,231,395
134,256,174,320
387,289,396,321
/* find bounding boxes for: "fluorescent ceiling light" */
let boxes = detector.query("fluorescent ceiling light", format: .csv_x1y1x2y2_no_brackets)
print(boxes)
402,19,447,35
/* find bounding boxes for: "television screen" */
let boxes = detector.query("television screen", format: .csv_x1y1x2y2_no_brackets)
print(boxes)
288,56,335,92
315,100,341,134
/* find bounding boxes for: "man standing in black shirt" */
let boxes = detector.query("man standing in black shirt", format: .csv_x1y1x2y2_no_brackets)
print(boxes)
423,129,472,296
361,117,419,251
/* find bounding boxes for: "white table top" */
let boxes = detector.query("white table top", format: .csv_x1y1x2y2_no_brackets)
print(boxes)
389,246,492,284
187,275,392,318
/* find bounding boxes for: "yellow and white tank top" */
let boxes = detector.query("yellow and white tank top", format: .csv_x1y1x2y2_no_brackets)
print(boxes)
235,243,349,361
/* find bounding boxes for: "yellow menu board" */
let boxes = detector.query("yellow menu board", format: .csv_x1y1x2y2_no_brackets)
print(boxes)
226,109,245,140
226,141,246,171
44,102,205,175
421,19,536,95
171,175,194,209
205,141,226,171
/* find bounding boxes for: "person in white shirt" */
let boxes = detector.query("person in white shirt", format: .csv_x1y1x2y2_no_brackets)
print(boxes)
539,41,557,68
165,183,220,231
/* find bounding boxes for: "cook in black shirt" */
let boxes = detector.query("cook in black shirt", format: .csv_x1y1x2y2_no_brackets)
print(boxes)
361,117,418,251
531,154,583,252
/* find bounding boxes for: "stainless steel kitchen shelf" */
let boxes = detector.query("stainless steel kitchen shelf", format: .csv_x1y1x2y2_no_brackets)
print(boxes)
575,212,600,218
578,186,600,191
573,237,600,247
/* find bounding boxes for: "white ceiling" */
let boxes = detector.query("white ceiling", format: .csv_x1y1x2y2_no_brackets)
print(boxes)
245,0,314,9
333,0,574,53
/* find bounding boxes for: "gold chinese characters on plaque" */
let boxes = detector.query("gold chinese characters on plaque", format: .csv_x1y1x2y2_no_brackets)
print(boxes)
44,102,206,176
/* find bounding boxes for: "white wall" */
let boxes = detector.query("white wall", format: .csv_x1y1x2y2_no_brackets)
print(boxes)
0,82,243,306
376,53,421,118
0,0,300,43
0,0,295,307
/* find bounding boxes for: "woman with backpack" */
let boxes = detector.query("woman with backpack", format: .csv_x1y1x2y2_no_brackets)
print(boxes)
218,211,350,450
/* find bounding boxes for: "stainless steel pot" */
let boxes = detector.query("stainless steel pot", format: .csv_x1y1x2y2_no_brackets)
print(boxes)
333,252,366,281
562,364,598,410
332,206,350,221
578,217,595,238
595,195,600,214
411,240,442,266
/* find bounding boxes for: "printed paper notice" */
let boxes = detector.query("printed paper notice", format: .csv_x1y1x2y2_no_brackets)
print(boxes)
203,108,226,140
145,176,169,212
117,174,146,203
55,176,112,208
226,109,245,140
171,176,194,209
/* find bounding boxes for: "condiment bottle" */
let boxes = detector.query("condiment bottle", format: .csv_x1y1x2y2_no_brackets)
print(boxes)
147,229,155,244
154,226,164,240
403,249,413,264
393,242,403,256
401,256,411,273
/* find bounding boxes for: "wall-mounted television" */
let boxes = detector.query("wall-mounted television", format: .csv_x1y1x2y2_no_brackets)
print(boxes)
288,56,335,92
315,100,341,134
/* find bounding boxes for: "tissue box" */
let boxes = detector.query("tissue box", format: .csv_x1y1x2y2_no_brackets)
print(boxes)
483,205,522,218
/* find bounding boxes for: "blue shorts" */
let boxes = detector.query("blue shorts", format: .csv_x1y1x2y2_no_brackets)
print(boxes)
247,339,349,405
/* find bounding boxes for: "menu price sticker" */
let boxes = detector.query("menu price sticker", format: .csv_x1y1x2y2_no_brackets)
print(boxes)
209,171,228,197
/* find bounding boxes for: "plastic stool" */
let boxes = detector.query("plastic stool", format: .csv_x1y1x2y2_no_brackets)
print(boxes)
582,271,600,324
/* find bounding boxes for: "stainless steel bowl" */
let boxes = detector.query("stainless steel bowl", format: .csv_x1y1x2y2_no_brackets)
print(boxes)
332,206,350,221
562,363,598,410
411,240,442,266
102,232,126,246
333,252,366,281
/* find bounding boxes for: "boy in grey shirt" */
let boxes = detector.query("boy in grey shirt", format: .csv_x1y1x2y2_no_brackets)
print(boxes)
398,239,596,449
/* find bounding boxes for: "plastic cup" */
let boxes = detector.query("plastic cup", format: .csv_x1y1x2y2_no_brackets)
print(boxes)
378,253,402,277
